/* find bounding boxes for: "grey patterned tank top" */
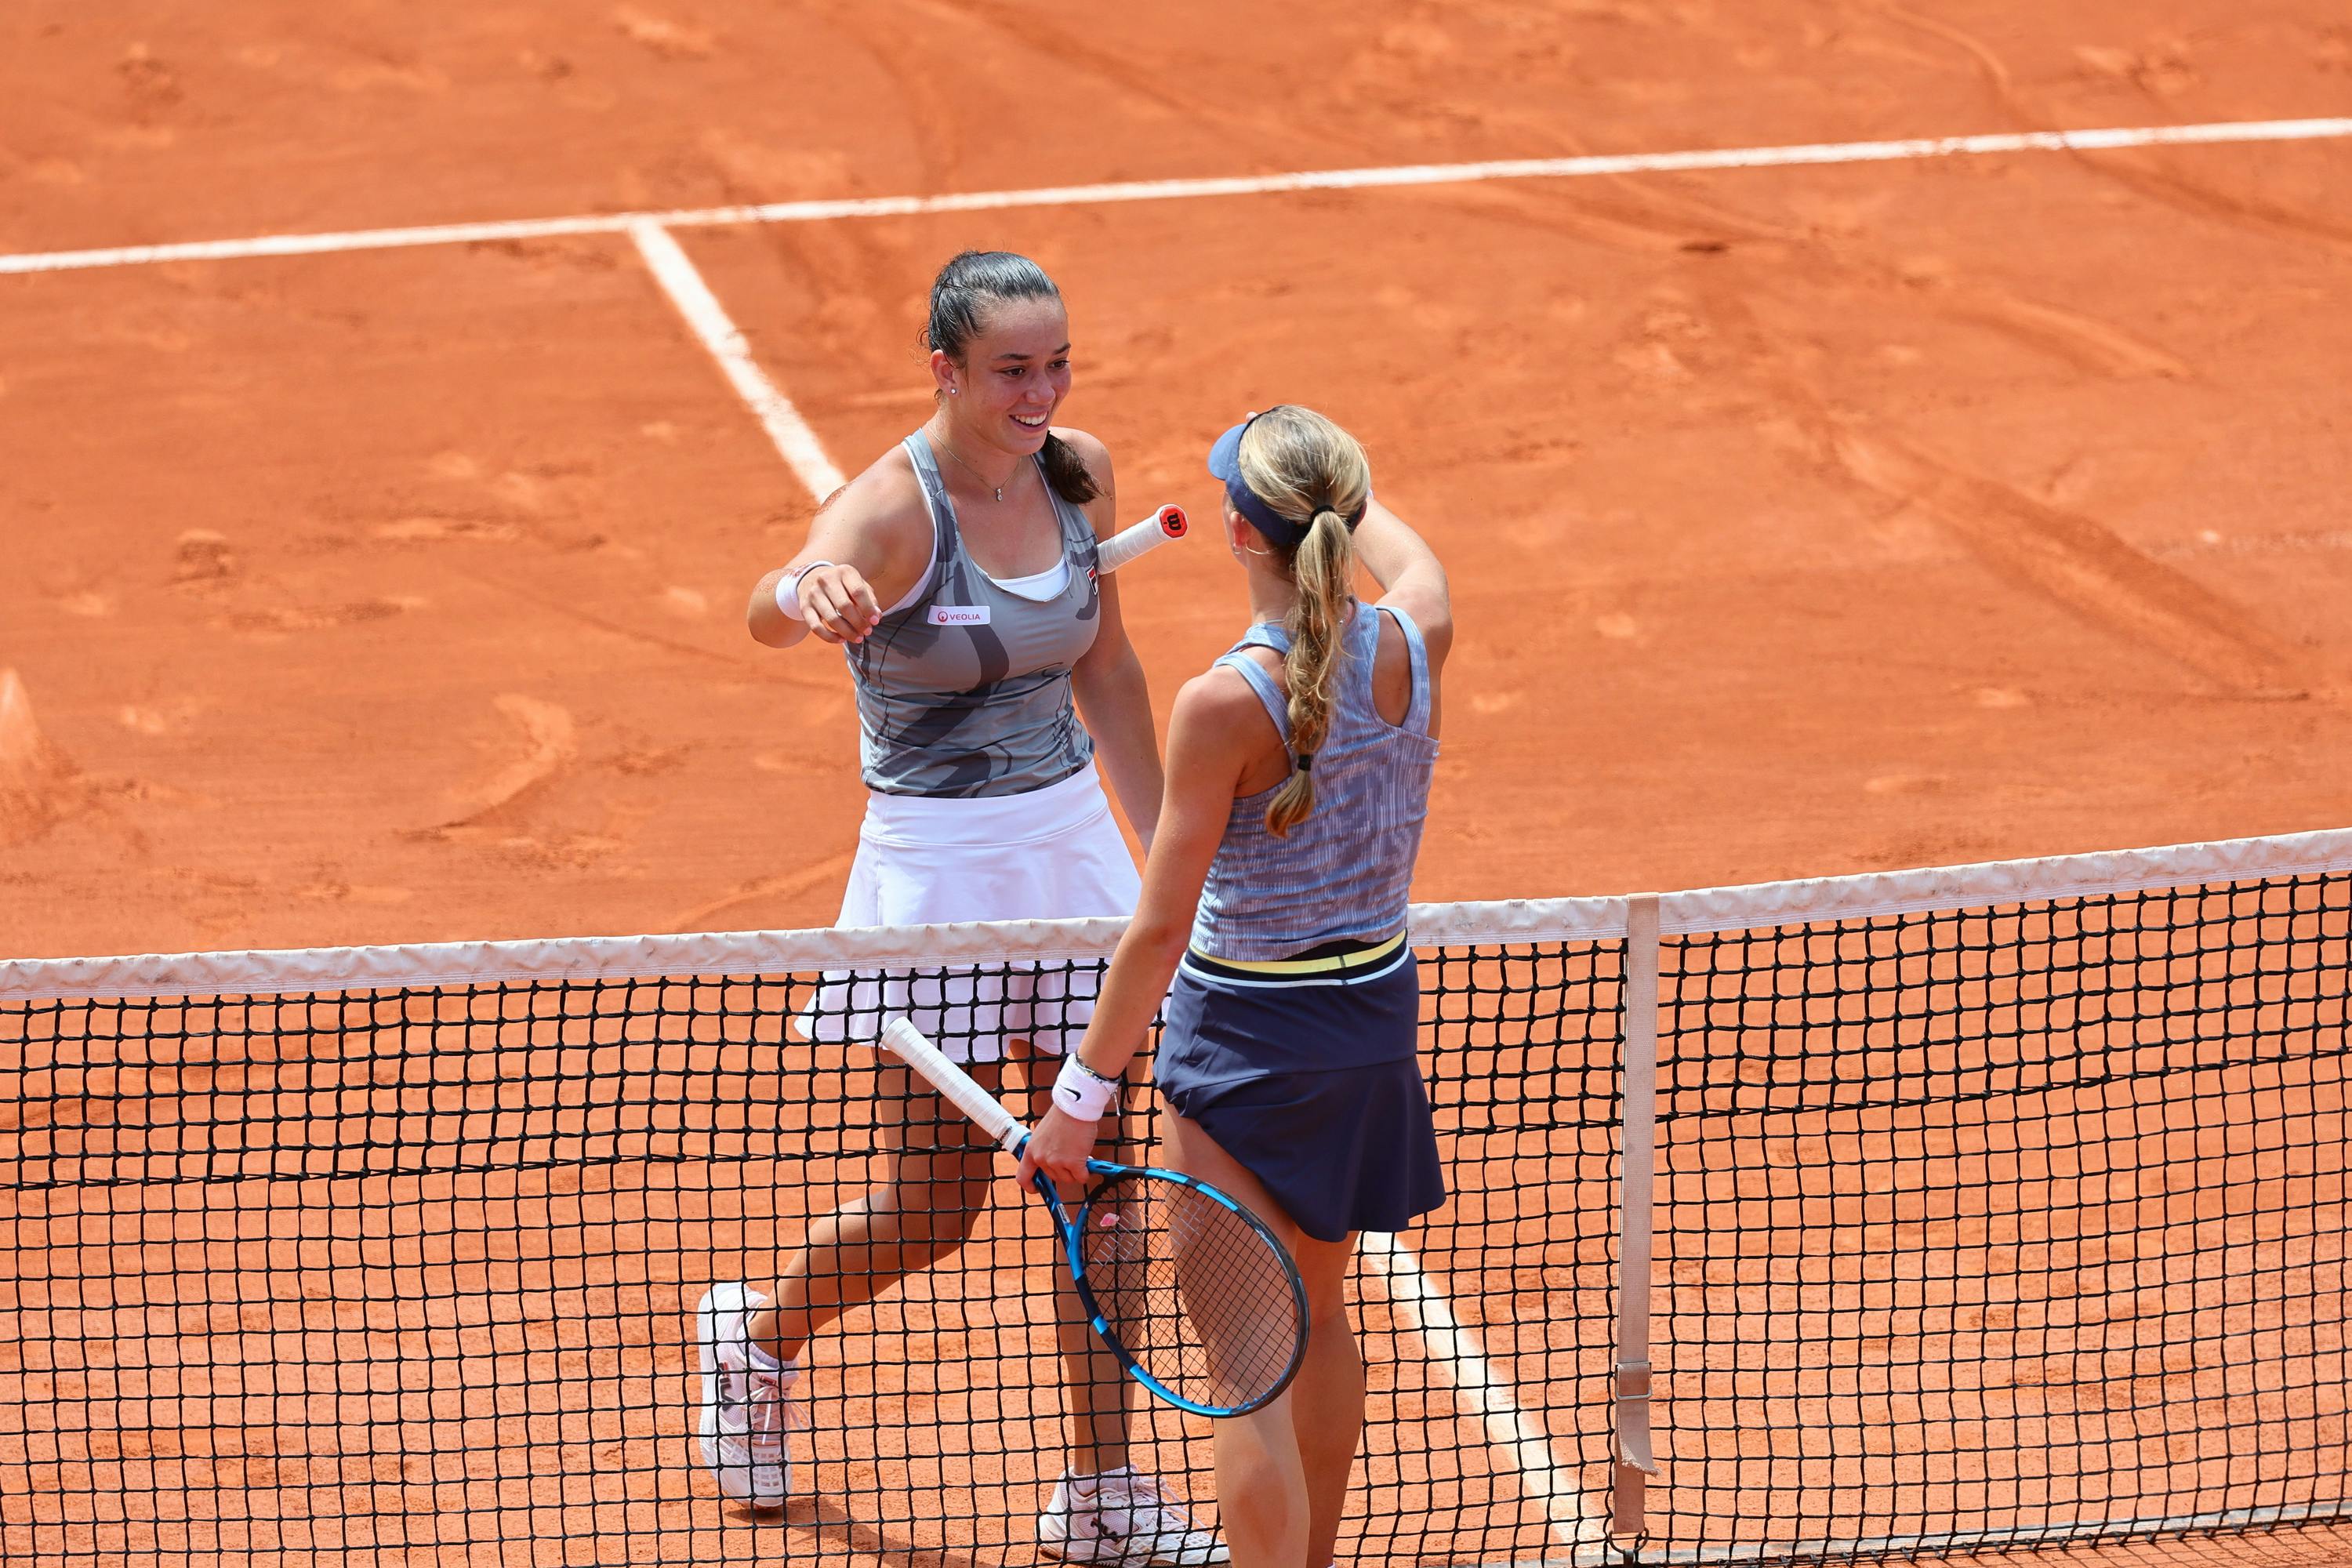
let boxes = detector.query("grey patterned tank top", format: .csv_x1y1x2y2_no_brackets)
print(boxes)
845,431,1102,797
1190,604,1440,960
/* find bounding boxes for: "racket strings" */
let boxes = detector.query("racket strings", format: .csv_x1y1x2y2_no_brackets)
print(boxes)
1079,1178,1303,1412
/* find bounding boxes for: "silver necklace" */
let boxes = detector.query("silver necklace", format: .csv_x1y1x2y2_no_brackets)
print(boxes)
935,434,1016,503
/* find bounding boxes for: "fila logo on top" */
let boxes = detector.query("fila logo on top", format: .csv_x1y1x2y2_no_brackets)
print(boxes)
928,605,990,626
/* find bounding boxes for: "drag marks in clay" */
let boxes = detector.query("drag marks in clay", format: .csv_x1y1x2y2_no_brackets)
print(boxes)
1826,426,2312,699
667,851,857,935
1679,277,2317,699
434,694,579,832
1868,0,2352,256
172,527,424,640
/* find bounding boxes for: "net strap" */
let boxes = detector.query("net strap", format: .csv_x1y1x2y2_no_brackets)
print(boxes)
1612,892,1662,1539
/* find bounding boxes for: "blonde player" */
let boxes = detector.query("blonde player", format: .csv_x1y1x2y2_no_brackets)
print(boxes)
696,251,1221,1566
1022,407,1453,1568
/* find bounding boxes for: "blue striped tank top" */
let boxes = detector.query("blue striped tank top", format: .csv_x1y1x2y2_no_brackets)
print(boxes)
1190,604,1439,962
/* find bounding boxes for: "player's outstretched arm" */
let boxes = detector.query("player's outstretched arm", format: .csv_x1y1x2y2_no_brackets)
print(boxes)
746,464,931,650
1062,430,1167,848
1018,668,1259,1192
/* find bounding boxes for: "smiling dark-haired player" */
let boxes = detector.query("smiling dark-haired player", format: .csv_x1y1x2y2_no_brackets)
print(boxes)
695,251,1221,1564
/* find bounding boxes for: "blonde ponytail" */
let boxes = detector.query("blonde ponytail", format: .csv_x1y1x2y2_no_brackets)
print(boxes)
1262,508,1355,837
1229,406,1374,838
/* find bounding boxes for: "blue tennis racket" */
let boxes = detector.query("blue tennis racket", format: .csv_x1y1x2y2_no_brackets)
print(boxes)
880,1016,1308,1418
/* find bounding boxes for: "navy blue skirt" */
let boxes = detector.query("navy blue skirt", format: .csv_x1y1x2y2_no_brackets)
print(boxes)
1153,942,1446,1243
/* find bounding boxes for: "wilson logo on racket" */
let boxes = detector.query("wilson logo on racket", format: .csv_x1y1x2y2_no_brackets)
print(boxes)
1094,504,1189,575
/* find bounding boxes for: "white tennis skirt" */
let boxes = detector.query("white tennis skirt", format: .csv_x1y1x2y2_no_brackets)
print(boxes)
796,764,1142,1063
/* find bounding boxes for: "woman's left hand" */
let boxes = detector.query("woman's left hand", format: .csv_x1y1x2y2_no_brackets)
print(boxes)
1019,1103,1104,1193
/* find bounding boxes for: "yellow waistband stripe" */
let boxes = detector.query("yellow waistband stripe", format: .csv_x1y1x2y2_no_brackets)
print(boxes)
1187,929,1407,975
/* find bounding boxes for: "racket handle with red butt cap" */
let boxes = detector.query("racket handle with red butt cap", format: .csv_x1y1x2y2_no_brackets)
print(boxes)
1095,505,1189,573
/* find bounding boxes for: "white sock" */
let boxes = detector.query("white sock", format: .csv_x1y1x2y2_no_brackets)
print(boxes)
746,1339,797,1374
1066,1465,1137,1497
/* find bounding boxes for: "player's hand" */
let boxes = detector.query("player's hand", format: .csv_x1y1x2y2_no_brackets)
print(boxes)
796,564,883,644
1020,1103,1102,1193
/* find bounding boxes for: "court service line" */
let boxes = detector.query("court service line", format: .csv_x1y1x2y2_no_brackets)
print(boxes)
2,116,2347,277
1359,1231,1608,1552
627,220,846,499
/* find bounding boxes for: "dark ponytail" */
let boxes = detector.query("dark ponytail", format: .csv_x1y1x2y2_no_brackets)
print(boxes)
1036,437,1100,506
923,249,1100,506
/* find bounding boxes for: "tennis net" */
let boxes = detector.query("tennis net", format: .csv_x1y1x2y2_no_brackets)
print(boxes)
1,828,2346,1566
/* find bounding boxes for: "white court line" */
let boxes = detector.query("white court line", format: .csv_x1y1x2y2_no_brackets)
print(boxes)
1360,1231,1609,1553
627,220,846,499
2,116,2347,276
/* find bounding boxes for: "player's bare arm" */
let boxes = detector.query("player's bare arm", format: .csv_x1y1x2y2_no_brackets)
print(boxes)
1062,426,1167,847
1022,667,1260,1191
1352,498,1453,734
746,454,935,649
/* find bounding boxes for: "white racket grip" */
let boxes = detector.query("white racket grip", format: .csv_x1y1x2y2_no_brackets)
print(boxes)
1096,504,1189,573
880,1016,1029,1153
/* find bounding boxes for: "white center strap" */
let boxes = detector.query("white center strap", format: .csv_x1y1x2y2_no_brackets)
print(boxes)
1613,891,1662,1537
1050,1054,1116,1122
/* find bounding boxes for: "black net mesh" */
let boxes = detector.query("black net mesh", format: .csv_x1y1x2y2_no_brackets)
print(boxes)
0,938,1621,1566
1650,871,2352,1562
2,864,2347,1565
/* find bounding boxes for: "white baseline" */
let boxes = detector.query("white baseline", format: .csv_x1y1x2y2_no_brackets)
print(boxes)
2,117,2347,277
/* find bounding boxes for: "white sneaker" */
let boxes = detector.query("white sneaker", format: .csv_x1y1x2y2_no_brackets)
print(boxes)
1038,1465,1229,1566
693,1282,798,1508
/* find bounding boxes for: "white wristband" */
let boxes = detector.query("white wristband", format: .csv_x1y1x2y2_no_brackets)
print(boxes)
776,561,837,618
1051,1054,1118,1122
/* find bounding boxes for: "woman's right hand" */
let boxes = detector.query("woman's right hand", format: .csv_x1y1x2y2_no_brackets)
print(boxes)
796,563,884,645
745,452,928,650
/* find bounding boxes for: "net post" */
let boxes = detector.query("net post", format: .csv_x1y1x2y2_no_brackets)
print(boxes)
1612,891,1662,1541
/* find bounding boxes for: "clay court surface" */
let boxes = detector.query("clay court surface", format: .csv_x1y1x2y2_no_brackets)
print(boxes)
2,1,2350,958
2,3,2350,1566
